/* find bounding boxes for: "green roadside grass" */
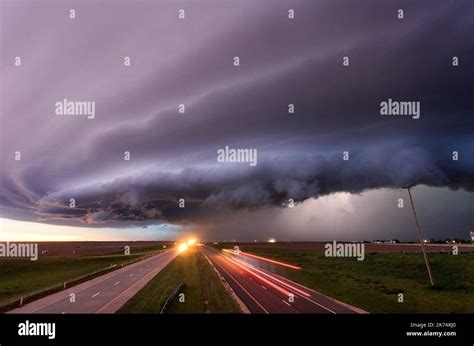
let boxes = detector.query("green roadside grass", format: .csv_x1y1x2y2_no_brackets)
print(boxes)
0,248,162,305
212,244,474,313
119,247,241,313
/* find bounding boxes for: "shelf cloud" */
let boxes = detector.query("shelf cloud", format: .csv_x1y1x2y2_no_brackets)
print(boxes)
1,0,473,239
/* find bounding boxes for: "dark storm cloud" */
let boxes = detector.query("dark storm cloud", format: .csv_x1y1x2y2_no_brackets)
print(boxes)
2,142,472,227
0,0,473,233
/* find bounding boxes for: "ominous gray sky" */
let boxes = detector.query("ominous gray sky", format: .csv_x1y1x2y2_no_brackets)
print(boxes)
0,0,473,241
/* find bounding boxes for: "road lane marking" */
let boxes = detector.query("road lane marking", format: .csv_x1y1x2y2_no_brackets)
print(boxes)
261,285,267,290
254,266,336,313
281,277,363,313
224,255,294,297
115,281,120,285
256,269,337,314
282,300,291,307
296,293,337,314
219,248,338,314
21,252,167,313
204,248,269,314
96,251,178,313
129,274,133,277
230,258,304,297
92,292,100,298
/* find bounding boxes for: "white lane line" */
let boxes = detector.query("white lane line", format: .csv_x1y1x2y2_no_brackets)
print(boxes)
95,252,177,314
241,262,337,314
115,281,120,285
129,274,133,277
28,252,166,313
263,272,341,314
261,285,267,290
297,294,337,314
92,292,101,298
206,250,269,314
282,300,291,307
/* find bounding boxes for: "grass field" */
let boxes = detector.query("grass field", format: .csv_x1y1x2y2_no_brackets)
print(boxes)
0,246,164,305
119,247,241,313
213,244,474,313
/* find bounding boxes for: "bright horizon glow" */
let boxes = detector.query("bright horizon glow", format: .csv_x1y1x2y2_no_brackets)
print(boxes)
0,218,183,241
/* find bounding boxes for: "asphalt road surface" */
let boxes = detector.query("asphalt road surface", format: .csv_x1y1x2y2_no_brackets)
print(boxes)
201,245,364,314
9,250,177,314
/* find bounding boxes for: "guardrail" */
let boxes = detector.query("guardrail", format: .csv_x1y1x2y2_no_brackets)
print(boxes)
0,250,162,313
160,283,186,314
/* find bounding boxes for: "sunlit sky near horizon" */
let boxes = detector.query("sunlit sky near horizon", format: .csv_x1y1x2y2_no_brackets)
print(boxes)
0,218,184,241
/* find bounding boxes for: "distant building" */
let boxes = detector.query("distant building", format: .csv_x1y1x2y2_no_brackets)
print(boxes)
372,239,399,244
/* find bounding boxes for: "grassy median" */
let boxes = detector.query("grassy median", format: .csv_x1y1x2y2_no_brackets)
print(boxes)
119,247,241,313
212,244,474,313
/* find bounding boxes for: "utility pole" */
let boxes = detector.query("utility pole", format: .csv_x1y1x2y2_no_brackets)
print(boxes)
406,185,435,286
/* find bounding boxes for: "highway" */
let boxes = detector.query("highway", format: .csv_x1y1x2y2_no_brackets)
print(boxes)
201,245,364,314
8,250,177,314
